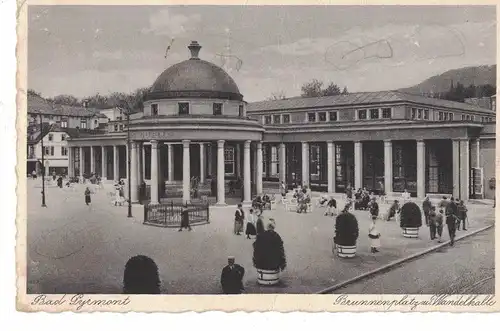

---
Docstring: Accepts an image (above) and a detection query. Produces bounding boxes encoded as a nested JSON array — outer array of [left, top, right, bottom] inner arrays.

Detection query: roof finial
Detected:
[[188, 41, 201, 59]]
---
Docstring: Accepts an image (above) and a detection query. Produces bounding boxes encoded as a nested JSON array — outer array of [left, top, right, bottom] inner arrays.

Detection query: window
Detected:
[[282, 114, 290, 124], [466, 115, 471, 121], [213, 103, 223, 116], [382, 108, 391, 119], [80, 120, 87, 129], [151, 104, 159, 116], [308, 112, 316, 122], [411, 108, 417, 119], [449, 113, 454, 121], [114, 124, 119, 131], [120, 124, 124, 131], [116, 116, 122, 121], [270, 146, 279, 178], [61, 146, 68, 156], [358, 109, 367, 120], [178, 102, 189, 115], [471, 115, 475, 122], [44, 146, 50, 156], [48, 134, 53, 141], [318, 112, 327, 122], [370, 108, 379, 119], [438, 112, 443, 121], [273, 114, 281, 124], [238, 105, 244, 117], [417, 109, 423, 119], [50, 146, 54, 156], [424, 109, 429, 120], [61, 119, 68, 128], [444, 112, 449, 121], [329, 111, 338, 121], [224, 146, 235, 175], [94, 119, 98, 125], [462, 114, 465, 121], [61, 134, 65, 141], [263, 146, 269, 176], [264, 115, 271, 124]]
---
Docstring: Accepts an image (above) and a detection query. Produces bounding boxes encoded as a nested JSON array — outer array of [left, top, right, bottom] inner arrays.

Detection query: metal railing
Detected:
[[143, 201, 210, 228]]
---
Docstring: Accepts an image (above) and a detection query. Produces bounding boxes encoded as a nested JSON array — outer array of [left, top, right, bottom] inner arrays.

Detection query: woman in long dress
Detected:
[[245, 209, 257, 239], [369, 217, 381, 253], [234, 204, 245, 235], [256, 215, 265, 236], [84, 187, 92, 206]]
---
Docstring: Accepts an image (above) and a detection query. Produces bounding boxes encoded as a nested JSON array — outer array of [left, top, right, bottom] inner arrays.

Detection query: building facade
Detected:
[[63, 41, 497, 203]]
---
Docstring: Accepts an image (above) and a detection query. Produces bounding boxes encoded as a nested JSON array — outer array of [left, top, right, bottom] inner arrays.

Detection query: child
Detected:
[[325, 197, 337, 216], [84, 187, 92, 205], [368, 218, 381, 253]]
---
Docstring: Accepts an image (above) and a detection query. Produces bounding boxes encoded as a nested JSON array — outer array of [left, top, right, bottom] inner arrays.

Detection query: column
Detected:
[[384, 140, 393, 195], [199, 143, 205, 184], [301, 141, 309, 187], [216, 140, 226, 205], [416, 140, 426, 199], [113, 145, 119, 181], [327, 141, 334, 193], [90, 146, 95, 175], [207, 144, 213, 178], [150, 140, 159, 204], [256, 142, 263, 195], [354, 141, 363, 189], [452, 139, 460, 198], [79, 146, 84, 180], [460, 139, 470, 201], [279, 143, 286, 185], [142, 144, 146, 180], [130, 142, 138, 203], [235, 143, 241, 178], [101, 146, 107, 180], [125, 144, 129, 179], [476, 139, 481, 168], [68, 147, 74, 178], [243, 140, 251, 203], [167, 143, 173, 183], [137, 143, 143, 184], [182, 140, 191, 204]]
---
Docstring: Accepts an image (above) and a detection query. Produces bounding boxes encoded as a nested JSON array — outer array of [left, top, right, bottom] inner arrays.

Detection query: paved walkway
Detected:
[[27, 179, 495, 294]]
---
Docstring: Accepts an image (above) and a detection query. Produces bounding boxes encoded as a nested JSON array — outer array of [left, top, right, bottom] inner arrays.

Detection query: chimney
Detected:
[[188, 41, 201, 59]]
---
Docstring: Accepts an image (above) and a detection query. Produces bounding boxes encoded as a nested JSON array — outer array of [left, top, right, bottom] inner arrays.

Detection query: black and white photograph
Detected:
[[21, 3, 496, 303]]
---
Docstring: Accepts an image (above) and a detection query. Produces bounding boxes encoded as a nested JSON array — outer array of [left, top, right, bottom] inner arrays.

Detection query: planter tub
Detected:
[[335, 244, 357, 258], [256, 268, 280, 285], [402, 227, 419, 238]]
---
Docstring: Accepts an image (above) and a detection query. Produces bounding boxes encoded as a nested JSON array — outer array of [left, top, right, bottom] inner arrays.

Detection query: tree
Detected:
[[342, 86, 349, 95], [322, 82, 342, 96], [27, 89, 42, 97], [301, 79, 324, 97], [267, 90, 287, 101], [49, 94, 81, 106]]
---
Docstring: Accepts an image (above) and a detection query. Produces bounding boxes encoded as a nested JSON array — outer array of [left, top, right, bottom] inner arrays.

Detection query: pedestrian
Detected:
[[386, 200, 400, 221], [368, 217, 381, 253], [57, 176, 63, 188], [220, 256, 245, 294], [84, 186, 91, 205], [280, 181, 287, 198], [439, 196, 449, 212], [369, 196, 379, 220], [325, 197, 337, 216], [457, 200, 468, 231], [422, 195, 432, 226], [245, 209, 257, 239], [234, 204, 244, 235], [178, 205, 192, 231], [256, 215, 265, 236], [433, 207, 444, 242], [445, 198, 458, 246]]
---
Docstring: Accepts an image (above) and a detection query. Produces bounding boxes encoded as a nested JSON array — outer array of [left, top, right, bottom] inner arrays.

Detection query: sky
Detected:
[[28, 5, 496, 102]]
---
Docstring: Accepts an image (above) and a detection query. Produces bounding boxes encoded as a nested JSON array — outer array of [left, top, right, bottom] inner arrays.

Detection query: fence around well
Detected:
[[143, 201, 210, 228]]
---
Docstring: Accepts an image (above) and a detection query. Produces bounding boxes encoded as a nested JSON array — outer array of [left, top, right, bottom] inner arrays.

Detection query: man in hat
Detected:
[[220, 256, 245, 294]]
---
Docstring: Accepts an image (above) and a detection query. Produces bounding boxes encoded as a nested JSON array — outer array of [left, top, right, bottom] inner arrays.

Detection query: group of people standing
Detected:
[[234, 204, 266, 239], [422, 196, 468, 246]]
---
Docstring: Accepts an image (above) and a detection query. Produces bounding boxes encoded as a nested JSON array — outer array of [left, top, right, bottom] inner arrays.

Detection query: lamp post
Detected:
[[36, 111, 47, 207]]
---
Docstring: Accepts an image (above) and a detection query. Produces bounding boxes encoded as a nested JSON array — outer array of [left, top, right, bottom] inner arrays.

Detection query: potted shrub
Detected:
[[252, 225, 286, 285], [399, 202, 423, 238], [123, 255, 161, 294], [333, 212, 359, 258]]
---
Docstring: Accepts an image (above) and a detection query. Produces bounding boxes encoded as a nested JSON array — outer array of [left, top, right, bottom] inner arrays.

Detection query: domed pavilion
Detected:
[[66, 41, 265, 205]]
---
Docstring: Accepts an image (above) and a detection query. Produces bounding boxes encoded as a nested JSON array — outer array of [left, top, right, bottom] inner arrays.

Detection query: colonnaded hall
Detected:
[[46, 41, 496, 203]]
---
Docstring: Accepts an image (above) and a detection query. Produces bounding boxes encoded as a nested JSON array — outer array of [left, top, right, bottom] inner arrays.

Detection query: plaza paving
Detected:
[[26, 179, 495, 294]]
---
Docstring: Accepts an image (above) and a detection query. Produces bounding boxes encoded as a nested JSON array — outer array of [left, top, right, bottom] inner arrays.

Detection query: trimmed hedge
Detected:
[[399, 202, 423, 228], [123, 255, 161, 294], [334, 212, 359, 246], [253, 230, 287, 271]]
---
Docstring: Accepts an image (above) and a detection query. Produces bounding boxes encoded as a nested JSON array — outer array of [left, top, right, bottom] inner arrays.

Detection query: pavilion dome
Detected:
[[148, 41, 243, 101]]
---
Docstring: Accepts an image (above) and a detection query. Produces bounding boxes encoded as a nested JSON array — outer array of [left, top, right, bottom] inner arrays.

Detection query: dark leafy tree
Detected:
[[252, 230, 286, 271], [334, 212, 359, 246], [301, 79, 324, 97], [399, 202, 423, 228]]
